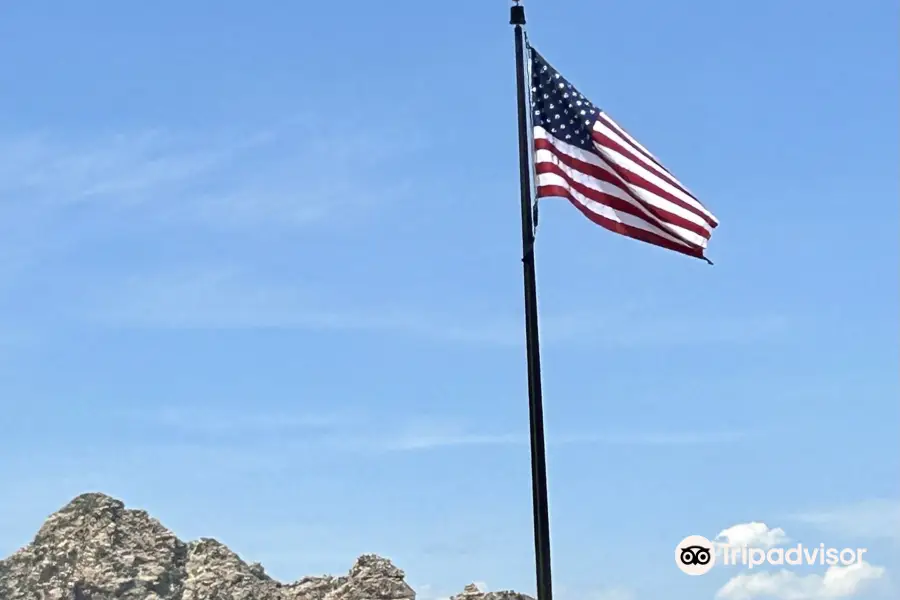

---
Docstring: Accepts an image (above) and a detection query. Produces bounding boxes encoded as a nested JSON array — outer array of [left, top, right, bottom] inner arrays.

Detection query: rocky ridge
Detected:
[[449, 584, 530, 600], [0, 493, 533, 600]]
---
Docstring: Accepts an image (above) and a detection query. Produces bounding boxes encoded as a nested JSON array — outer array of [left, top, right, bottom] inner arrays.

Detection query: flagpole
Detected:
[[510, 3, 554, 600]]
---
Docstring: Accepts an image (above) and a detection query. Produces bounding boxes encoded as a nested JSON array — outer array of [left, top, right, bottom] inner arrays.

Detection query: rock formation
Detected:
[[449, 583, 531, 600], [0, 493, 533, 600]]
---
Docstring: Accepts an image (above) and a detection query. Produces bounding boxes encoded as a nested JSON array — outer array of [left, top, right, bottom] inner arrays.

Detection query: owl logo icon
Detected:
[[676, 535, 716, 575]]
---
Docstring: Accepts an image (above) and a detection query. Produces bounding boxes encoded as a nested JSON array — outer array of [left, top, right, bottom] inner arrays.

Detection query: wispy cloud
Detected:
[[790, 499, 900, 543], [411, 583, 452, 600], [85, 266, 518, 342], [122, 406, 344, 435], [0, 119, 419, 232], [85, 266, 790, 347], [119, 407, 756, 453], [589, 587, 636, 600], [0, 118, 424, 347], [0, 329, 38, 351], [370, 428, 755, 452], [143, 428, 757, 457], [0, 129, 264, 213]]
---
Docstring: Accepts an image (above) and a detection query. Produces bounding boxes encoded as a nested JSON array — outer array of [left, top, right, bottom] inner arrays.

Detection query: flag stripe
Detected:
[[533, 126, 714, 254], [534, 138, 711, 240], [535, 171, 698, 249], [591, 123, 694, 203], [586, 130, 717, 231], [596, 113, 671, 179], [534, 131, 711, 244], [535, 162, 708, 249], [595, 112, 718, 227], [590, 123, 716, 227], [536, 184, 705, 259], [534, 146, 710, 246]]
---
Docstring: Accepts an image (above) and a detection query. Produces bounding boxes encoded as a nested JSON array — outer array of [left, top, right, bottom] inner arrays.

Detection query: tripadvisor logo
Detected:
[[722, 543, 869, 569], [675, 535, 869, 575], [675, 535, 716, 575]]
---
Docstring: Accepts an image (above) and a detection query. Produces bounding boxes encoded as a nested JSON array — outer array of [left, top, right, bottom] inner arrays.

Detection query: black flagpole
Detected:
[[510, 3, 554, 600]]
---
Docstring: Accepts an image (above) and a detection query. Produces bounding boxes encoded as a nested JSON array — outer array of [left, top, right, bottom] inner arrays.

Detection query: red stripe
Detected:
[[591, 128, 699, 204], [534, 138, 711, 240], [536, 184, 706, 259], [535, 161, 708, 247], [596, 113, 671, 176], [595, 114, 719, 230], [588, 132, 718, 230]]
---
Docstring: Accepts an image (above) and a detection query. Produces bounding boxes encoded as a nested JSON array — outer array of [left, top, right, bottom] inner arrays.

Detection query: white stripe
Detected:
[[534, 147, 709, 248], [590, 122, 715, 223], [598, 113, 665, 170], [535, 172, 694, 249], [585, 143, 713, 239], [570, 139, 711, 237], [534, 128, 711, 246], [598, 113, 719, 226], [591, 118, 695, 197]]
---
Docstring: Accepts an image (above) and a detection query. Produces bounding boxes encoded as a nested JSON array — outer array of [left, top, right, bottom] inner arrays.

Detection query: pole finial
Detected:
[[510, 0, 526, 25]]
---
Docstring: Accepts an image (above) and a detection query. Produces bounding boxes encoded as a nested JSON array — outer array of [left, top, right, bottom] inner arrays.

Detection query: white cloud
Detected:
[[378, 431, 522, 451], [122, 406, 343, 434], [412, 584, 451, 600], [716, 522, 791, 550], [80, 403, 758, 456], [0, 120, 422, 343], [85, 267, 522, 343], [0, 129, 262, 210], [0, 122, 414, 231], [0, 329, 36, 348], [576, 430, 753, 445], [413, 582, 489, 600], [84, 265, 789, 348], [791, 500, 900, 543], [378, 428, 754, 452], [589, 586, 635, 600], [62, 408, 757, 475], [716, 561, 886, 600]]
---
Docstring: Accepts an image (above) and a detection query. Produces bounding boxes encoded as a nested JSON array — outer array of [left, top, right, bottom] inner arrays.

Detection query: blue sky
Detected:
[[0, 1, 897, 599]]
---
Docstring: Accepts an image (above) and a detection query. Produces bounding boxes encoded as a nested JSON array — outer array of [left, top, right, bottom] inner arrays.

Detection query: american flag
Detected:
[[529, 46, 719, 261]]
